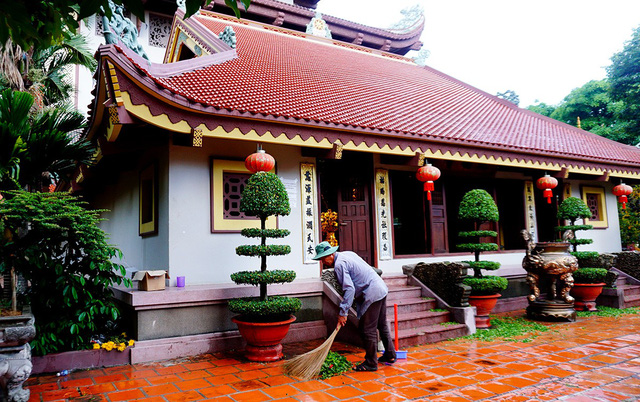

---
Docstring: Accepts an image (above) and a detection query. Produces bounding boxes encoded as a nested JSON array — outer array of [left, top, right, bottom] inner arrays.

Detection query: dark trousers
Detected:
[[359, 296, 395, 368]]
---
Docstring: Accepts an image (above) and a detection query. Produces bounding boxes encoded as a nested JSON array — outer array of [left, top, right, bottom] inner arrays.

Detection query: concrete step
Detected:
[[396, 323, 468, 349], [388, 310, 451, 331], [621, 284, 640, 296], [386, 297, 436, 315], [382, 275, 409, 287], [624, 293, 640, 308], [387, 285, 422, 300]]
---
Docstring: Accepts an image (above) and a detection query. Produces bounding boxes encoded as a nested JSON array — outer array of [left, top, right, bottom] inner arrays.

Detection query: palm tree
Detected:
[[0, 32, 97, 108], [0, 89, 94, 192]]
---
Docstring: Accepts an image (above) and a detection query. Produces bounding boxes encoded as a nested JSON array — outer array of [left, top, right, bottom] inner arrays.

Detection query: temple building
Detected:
[[77, 0, 640, 361]]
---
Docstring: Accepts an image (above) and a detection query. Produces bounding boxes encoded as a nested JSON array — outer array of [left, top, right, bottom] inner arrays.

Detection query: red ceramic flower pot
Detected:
[[232, 315, 296, 362], [570, 283, 605, 312], [468, 294, 501, 329]]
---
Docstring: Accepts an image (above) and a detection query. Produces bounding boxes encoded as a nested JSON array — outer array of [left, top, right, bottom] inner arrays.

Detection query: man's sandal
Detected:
[[378, 355, 396, 364], [354, 363, 377, 372]]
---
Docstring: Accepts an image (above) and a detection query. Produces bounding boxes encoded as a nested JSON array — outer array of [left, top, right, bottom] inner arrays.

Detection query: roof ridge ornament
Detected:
[[101, 0, 149, 60], [390, 4, 425, 32], [306, 12, 332, 39], [219, 26, 237, 49]]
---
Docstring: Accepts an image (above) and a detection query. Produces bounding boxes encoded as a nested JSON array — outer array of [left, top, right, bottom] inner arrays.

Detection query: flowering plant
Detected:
[[91, 332, 135, 352], [320, 210, 338, 232]]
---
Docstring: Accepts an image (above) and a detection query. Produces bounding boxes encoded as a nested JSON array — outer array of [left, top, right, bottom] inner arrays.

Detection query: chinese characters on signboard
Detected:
[[524, 181, 537, 242], [300, 163, 318, 264], [375, 169, 392, 260]]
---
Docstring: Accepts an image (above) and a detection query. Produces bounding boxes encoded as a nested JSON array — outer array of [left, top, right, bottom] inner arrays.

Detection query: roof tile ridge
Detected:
[[238, 0, 424, 39], [197, 10, 416, 65]]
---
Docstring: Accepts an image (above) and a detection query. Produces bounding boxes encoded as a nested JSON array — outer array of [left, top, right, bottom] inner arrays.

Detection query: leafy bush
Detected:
[[236, 245, 291, 257], [458, 230, 498, 238], [231, 270, 296, 286], [619, 185, 640, 246], [556, 197, 593, 252], [228, 296, 301, 322], [241, 228, 290, 238], [0, 191, 131, 355], [230, 164, 300, 321], [462, 276, 508, 295], [240, 172, 291, 218], [457, 189, 505, 295], [465, 261, 501, 271], [319, 351, 352, 379], [572, 268, 608, 284]]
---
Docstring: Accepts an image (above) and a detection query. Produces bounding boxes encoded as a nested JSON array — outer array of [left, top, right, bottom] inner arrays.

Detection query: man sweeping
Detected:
[[313, 241, 396, 371]]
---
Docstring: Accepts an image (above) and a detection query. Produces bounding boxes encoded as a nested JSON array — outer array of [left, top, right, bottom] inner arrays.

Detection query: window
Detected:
[[211, 160, 277, 232], [581, 186, 608, 228]]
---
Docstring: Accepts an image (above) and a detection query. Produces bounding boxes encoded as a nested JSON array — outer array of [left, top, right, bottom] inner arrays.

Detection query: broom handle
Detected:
[[394, 303, 399, 351]]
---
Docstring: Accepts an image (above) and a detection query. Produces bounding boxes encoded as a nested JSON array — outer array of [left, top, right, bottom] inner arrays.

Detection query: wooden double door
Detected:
[[319, 154, 373, 264]]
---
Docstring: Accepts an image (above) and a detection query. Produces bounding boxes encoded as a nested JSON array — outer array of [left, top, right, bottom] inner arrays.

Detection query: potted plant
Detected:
[[457, 189, 508, 329], [228, 149, 301, 362], [571, 268, 608, 311]]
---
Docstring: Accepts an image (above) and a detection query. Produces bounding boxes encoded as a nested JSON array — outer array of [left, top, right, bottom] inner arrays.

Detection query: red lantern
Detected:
[[416, 164, 441, 201], [613, 183, 633, 210], [536, 174, 558, 204], [245, 149, 275, 173]]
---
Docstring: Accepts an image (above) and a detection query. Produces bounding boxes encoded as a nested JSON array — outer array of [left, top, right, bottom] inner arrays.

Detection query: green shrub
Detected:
[[240, 172, 291, 218], [573, 268, 608, 284], [230, 165, 299, 321], [556, 197, 593, 252], [228, 296, 301, 322], [0, 191, 131, 355], [462, 276, 508, 295], [465, 261, 501, 271], [241, 228, 290, 238], [457, 189, 505, 295], [231, 270, 296, 285], [236, 245, 291, 257]]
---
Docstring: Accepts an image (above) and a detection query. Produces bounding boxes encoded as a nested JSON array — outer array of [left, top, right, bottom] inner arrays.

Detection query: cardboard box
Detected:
[[132, 270, 168, 291]]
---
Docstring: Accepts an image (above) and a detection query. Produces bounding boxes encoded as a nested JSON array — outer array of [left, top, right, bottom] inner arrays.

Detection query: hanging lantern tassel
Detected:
[[613, 183, 633, 210], [416, 164, 441, 201], [536, 174, 558, 204]]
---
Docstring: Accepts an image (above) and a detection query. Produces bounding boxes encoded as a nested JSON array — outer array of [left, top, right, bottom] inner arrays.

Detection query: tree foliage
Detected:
[[0, 0, 250, 51], [607, 25, 640, 145], [0, 191, 131, 355], [619, 185, 640, 246]]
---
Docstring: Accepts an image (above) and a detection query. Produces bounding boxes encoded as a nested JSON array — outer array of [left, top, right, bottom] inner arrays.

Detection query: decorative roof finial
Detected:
[[101, 0, 149, 60], [219, 26, 237, 49], [577, 116, 582, 129], [306, 12, 332, 39]]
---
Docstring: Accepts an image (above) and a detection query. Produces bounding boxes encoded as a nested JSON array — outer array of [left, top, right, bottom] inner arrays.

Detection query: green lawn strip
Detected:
[[460, 316, 554, 343], [576, 306, 640, 317]]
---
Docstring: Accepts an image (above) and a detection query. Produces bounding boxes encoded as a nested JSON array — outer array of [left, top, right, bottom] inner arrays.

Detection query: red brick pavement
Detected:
[[26, 312, 640, 401]]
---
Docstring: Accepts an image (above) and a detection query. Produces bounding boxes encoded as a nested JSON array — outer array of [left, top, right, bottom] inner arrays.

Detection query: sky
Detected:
[[316, 0, 640, 107]]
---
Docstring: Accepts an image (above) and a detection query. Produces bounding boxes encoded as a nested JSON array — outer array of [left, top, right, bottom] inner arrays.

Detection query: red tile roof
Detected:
[[101, 10, 640, 172]]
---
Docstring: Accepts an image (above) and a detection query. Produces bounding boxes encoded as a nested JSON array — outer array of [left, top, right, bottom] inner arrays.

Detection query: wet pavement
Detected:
[[26, 311, 640, 401]]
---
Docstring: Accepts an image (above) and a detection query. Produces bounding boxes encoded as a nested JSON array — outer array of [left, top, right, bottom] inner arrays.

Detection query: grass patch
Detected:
[[430, 308, 448, 312], [576, 306, 640, 317], [318, 351, 351, 379], [460, 316, 553, 343], [439, 321, 459, 326]]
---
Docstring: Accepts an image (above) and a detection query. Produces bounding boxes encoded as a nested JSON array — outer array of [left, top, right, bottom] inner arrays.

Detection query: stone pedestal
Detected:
[[526, 300, 576, 322], [0, 306, 35, 402]]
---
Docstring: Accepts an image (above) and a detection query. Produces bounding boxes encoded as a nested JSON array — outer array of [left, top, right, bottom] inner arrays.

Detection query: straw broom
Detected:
[[283, 326, 341, 380]]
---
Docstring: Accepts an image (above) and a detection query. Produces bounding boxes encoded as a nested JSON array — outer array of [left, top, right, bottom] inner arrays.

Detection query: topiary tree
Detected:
[[457, 189, 507, 295], [556, 197, 593, 252], [0, 190, 131, 355], [228, 170, 301, 322]]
